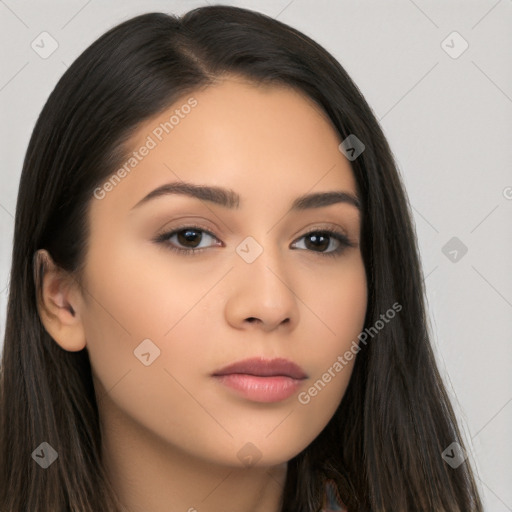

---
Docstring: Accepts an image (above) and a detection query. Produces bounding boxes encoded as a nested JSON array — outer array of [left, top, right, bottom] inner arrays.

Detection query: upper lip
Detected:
[[212, 357, 308, 379]]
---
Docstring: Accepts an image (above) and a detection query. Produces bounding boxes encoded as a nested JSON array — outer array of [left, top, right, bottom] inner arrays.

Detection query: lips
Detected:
[[212, 357, 308, 403], [212, 357, 308, 379]]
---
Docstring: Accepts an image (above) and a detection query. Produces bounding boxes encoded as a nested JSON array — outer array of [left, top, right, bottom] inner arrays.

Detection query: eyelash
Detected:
[[153, 224, 357, 258]]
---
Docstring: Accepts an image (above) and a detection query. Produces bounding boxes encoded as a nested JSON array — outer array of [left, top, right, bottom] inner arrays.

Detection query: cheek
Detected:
[[79, 247, 234, 462], [79, 234, 212, 398], [82, 231, 214, 342], [294, 257, 367, 427], [312, 254, 368, 351]]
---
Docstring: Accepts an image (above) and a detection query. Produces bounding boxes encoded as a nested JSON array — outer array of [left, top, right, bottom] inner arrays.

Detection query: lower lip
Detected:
[[213, 374, 305, 403]]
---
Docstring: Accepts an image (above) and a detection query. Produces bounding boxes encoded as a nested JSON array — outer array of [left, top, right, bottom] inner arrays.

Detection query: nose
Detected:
[[224, 243, 300, 332]]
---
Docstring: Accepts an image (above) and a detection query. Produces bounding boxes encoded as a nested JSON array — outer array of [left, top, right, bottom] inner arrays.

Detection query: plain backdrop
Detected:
[[1, 1, 511, 510]]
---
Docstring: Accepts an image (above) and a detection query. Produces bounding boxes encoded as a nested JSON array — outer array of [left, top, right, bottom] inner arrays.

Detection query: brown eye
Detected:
[[176, 228, 204, 248], [291, 230, 355, 258], [153, 226, 355, 258], [154, 225, 221, 255], [304, 232, 331, 252]]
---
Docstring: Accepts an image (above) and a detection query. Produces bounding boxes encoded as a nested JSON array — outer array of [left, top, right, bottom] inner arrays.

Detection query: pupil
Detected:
[[178, 229, 201, 248], [307, 233, 329, 251]]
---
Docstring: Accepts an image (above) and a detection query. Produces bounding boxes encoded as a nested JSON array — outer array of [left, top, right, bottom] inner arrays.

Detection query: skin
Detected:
[[37, 76, 367, 512]]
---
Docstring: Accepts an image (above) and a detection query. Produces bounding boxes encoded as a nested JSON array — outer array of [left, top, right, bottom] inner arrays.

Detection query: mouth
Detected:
[[212, 357, 308, 403], [212, 357, 308, 379]]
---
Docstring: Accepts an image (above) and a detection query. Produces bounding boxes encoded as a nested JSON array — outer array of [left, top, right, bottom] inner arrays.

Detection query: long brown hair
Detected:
[[0, 6, 483, 511]]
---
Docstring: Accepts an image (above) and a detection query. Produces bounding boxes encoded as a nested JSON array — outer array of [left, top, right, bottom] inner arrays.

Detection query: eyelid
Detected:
[[154, 220, 221, 239], [295, 222, 350, 239]]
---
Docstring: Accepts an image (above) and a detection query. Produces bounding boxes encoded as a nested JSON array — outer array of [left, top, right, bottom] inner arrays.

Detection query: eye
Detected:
[[291, 229, 356, 258], [153, 225, 222, 255], [153, 225, 356, 257]]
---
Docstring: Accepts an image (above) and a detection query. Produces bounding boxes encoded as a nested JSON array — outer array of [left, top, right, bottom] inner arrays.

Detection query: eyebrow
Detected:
[[130, 181, 361, 212]]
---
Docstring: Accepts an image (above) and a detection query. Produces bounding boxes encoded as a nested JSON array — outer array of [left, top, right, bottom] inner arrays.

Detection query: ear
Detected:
[[34, 249, 87, 352]]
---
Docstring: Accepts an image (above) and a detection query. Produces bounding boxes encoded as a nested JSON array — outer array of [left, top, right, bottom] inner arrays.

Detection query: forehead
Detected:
[[91, 76, 358, 217]]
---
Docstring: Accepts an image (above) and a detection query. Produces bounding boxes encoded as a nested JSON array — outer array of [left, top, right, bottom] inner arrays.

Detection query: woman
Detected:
[[0, 5, 483, 511]]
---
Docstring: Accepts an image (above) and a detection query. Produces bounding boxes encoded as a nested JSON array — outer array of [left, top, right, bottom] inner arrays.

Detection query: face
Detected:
[[79, 76, 367, 468]]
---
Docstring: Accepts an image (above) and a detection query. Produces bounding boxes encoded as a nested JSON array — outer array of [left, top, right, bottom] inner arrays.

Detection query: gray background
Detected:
[[1, 1, 511, 509]]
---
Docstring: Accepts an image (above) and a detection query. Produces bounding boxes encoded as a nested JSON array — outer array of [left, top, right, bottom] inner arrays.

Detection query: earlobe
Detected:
[[33, 249, 87, 352]]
